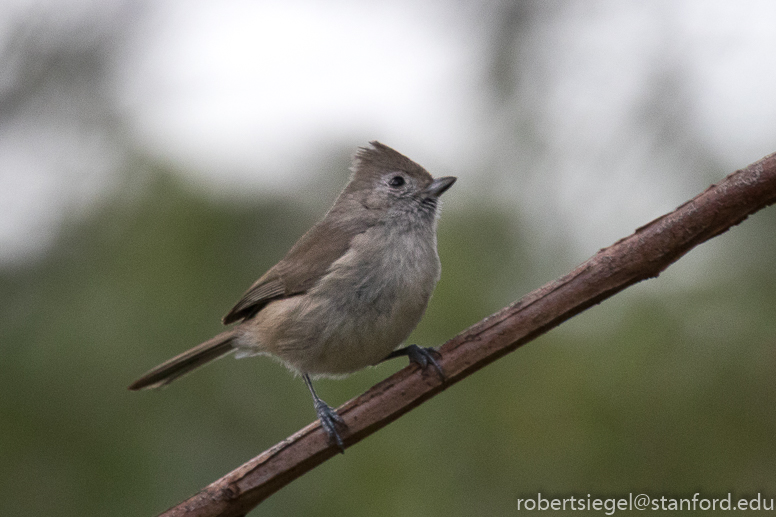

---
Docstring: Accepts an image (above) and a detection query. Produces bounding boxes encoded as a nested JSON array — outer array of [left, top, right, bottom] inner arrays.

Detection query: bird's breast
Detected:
[[291, 225, 441, 375]]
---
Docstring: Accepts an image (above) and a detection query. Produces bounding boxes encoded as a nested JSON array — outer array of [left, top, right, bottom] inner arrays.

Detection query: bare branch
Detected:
[[159, 152, 776, 517]]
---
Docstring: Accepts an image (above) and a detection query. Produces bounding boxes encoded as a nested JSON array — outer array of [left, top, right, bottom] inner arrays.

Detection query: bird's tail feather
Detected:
[[128, 330, 237, 390]]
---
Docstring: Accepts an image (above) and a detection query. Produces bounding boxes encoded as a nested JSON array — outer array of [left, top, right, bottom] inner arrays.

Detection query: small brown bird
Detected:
[[129, 142, 455, 451]]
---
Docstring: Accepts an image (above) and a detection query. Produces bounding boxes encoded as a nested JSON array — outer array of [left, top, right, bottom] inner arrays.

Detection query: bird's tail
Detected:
[[128, 330, 237, 390]]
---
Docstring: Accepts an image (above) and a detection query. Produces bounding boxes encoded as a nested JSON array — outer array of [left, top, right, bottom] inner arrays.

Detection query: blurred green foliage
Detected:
[[1, 161, 775, 516]]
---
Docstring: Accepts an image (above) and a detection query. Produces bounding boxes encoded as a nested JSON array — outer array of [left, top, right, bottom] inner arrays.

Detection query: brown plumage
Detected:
[[129, 141, 455, 451]]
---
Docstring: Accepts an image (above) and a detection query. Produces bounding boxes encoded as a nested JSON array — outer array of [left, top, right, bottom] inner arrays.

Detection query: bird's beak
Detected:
[[424, 176, 456, 197]]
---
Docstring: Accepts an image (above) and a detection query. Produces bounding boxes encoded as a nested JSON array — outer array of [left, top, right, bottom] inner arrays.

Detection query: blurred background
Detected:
[[2, 0, 776, 515]]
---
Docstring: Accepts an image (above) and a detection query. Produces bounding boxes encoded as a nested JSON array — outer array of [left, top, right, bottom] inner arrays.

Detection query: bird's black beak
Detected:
[[424, 176, 456, 198]]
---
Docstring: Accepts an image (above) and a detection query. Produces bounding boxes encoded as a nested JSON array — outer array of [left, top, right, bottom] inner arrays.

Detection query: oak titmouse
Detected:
[[129, 141, 456, 450]]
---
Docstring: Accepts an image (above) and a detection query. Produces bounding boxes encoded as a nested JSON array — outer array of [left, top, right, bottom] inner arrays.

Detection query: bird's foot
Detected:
[[314, 398, 347, 453], [386, 344, 445, 380]]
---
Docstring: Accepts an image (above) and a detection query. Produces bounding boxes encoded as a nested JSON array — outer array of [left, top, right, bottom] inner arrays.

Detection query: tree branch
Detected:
[[159, 151, 776, 517]]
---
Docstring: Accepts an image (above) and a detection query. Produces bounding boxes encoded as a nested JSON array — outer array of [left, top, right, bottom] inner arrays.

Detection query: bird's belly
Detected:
[[238, 227, 440, 376], [305, 231, 439, 375], [276, 276, 431, 376]]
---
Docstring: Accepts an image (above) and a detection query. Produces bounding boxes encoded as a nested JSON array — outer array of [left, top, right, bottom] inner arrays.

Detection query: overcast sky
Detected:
[[1, 0, 776, 265]]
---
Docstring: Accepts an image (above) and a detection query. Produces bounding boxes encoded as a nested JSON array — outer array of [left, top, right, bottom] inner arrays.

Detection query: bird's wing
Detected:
[[222, 215, 374, 324]]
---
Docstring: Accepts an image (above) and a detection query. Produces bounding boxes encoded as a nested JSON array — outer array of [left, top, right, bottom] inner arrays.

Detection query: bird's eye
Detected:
[[388, 176, 405, 188]]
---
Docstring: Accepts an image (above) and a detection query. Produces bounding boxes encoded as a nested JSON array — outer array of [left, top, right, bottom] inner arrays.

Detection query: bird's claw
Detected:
[[404, 344, 445, 380], [314, 399, 347, 453]]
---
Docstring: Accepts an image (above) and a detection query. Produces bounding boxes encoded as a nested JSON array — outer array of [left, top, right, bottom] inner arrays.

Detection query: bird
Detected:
[[129, 141, 456, 451]]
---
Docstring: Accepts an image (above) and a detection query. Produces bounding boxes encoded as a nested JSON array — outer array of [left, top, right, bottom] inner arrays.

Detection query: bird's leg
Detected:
[[303, 373, 347, 453], [381, 344, 444, 380]]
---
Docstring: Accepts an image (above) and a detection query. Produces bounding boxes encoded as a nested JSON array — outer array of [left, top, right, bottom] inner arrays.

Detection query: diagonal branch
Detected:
[[159, 151, 776, 517]]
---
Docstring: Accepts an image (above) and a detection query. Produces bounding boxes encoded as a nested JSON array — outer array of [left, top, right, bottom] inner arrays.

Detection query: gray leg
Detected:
[[303, 374, 346, 453]]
